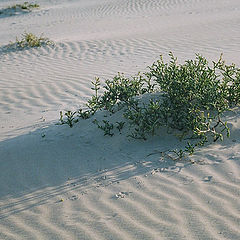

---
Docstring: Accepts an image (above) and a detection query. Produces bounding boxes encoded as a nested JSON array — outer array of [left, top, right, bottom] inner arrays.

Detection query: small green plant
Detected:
[[87, 77, 101, 113], [116, 121, 125, 132], [170, 149, 185, 159], [59, 111, 77, 128], [8, 32, 54, 49], [93, 119, 114, 136], [184, 142, 195, 155], [77, 109, 92, 119]]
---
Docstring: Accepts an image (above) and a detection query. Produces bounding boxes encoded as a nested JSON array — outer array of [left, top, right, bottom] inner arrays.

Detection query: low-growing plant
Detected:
[[59, 110, 77, 128], [8, 32, 54, 49], [87, 77, 101, 113], [184, 142, 196, 155], [60, 53, 240, 156], [93, 119, 114, 136], [77, 109, 92, 119], [0, 2, 39, 15], [116, 121, 125, 132], [170, 149, 185, 159]]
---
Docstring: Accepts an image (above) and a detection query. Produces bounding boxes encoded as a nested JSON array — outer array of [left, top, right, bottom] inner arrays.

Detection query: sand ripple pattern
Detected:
[[1, 0, 240, 238], [34, 0, 202, 20], [1, 31, 240, 114], [0, 138, 239, 240], [0, 38, 169, 113]]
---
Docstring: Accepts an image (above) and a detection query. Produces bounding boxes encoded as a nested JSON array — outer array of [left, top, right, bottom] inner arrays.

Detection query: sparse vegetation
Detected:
[[11, 2, 39, 10], [59, 111, 78, 128], [60, 53, 240, 156], [0, 2, 39, 15], [8, 32, 54, 49], [93, 119, 114, 136]]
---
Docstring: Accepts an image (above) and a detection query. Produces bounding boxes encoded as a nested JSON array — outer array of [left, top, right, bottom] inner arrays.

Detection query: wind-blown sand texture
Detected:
[[0, 0, 240, 239]]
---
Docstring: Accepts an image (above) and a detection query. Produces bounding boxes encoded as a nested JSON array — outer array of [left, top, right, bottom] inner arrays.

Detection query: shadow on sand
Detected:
[[0, 119, 192, 219], [0, 107, 239, 219]]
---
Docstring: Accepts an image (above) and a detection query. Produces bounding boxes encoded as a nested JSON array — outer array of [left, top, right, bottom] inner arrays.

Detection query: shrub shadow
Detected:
[[0, 107, 238, 219], [0, 116, 193, 219]]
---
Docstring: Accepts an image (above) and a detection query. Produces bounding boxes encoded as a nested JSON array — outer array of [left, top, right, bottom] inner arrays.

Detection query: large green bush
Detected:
[[60, 53, 240, 155]]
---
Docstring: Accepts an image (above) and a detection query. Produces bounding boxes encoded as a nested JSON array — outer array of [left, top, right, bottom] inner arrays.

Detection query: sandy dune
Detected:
[[0, 0, 240, 239]]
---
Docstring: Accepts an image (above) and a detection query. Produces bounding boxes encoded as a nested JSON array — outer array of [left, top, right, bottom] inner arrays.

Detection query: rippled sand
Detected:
[[0, 0, 240, 239]]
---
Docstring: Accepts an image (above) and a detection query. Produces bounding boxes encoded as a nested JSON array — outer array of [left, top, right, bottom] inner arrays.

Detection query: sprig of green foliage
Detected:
[[8, 32, 54, 49], [59, 111, 77, 128], [116, 121, 125, 132], [93, 119, 114, 136]]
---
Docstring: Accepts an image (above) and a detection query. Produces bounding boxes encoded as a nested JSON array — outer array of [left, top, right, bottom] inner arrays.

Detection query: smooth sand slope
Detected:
[[0, 0, 240, 239]]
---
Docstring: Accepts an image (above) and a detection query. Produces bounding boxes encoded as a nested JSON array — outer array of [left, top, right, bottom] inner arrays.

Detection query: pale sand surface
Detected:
[[0, 0, 240, 239]]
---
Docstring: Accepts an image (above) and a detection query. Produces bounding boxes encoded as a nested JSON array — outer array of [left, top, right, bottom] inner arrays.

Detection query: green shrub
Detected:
[[8, 32, 54, 49], [147, 53, 231, 139], [86, 74, 151, 114], [12, 2, 39, 10], [60, 53, 240, 156]]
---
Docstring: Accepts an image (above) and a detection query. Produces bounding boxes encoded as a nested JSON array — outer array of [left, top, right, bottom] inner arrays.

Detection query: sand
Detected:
[[0, 0, 240, 239]]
